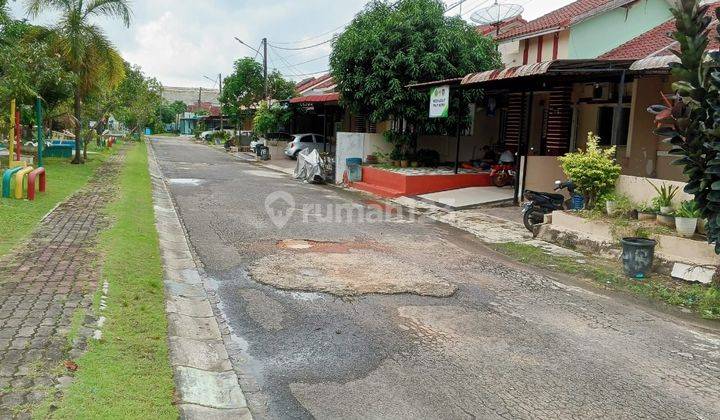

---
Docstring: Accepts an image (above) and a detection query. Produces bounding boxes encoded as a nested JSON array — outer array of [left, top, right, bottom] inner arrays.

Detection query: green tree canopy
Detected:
[[24, 0, 132, 163], [220, 57, 264, 127], [330, 0, 500, 132]]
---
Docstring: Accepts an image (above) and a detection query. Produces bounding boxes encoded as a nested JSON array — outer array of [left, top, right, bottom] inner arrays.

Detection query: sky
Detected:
[[8, 0, 576, 89]]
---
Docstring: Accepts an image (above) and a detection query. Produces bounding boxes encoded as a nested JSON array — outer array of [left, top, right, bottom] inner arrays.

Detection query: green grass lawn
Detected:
[[494, 242, 720, 320], [0, 151, 111, 257], [35, 143, 177, 418]]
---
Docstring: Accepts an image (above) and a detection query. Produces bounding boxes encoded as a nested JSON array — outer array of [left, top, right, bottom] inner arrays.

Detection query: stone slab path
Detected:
[[0, 151, 125, 418], [147, 140, 250, 419]]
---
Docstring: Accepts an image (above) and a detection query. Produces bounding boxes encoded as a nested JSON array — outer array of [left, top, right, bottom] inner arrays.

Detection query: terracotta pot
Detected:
[[400, 160, 409, 168], [392, 160, 400, 167], [657, 213, 675, 228], [675, 217, 698, 237]]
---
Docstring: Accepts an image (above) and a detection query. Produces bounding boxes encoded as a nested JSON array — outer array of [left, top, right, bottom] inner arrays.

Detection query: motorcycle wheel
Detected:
[[523, 209, 545, 232], [493, 173, 510, 188]]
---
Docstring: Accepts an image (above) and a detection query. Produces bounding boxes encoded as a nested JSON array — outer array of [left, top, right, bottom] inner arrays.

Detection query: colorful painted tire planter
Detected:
[[2, 98, 48, 201]]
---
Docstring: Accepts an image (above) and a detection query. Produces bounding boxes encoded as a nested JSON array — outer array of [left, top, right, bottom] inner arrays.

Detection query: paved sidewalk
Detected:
[[0, 151, 126, 418], [147, 139, 250, 419]]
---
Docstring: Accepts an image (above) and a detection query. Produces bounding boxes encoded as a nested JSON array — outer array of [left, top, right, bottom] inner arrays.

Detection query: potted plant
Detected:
[[389, 147, 402, 167], [636, 202, 656, 221], [648, 180, 678, 216], [602, 191, 619, 216], [675, 200, 700, 237], [698, 218, 708, 235], [400, 153, 409, 168]]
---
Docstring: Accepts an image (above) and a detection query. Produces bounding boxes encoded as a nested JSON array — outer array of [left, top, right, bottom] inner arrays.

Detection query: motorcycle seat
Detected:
[[525, 190, 565, 204]]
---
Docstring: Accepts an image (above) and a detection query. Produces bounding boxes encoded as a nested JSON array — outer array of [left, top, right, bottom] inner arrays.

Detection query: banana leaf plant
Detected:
[[648, 0, 720, 252]]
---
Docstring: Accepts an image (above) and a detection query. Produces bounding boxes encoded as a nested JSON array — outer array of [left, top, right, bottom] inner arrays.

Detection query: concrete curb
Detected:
[[146, 139, 252, 420]]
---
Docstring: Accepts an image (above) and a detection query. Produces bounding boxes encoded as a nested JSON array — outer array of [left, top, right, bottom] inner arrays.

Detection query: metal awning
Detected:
[[289, 93, 340, 104], [407, 59, 635, 90]]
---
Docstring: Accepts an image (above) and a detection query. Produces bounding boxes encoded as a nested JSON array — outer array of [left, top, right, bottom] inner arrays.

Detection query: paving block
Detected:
[[169, 337, 232, 372], [166, 295, 215, 318], [178, 404, 252, 420], [175, 367, 247, 409], [671, 263, 716, 285], [167, 313, 222, 341]]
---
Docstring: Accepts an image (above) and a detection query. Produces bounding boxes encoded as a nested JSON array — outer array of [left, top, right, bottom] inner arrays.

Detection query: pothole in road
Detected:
[[250, 248, 457, 297], [276, 239, 380, 253]]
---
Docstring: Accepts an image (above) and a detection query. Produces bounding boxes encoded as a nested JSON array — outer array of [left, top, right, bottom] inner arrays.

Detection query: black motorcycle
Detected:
[[522, 181, 576, 232]]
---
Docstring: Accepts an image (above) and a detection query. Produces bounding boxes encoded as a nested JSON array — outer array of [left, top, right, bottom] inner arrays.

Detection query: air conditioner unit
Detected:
[[588, 82, 613, 101]]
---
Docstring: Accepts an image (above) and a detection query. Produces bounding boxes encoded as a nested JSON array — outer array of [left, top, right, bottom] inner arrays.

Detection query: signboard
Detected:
[[429, 85, 450, 118]]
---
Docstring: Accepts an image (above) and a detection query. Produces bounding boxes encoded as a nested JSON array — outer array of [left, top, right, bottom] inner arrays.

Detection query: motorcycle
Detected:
[[490, 164, 516, 187], [522, 180, 576, 232]]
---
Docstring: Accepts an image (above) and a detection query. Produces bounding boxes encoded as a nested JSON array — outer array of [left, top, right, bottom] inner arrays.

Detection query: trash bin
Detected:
[[346, 158, 363, 182], [620, 237, 657, 279], [570, 194, 585, 211], [257, 145, 270, 161]]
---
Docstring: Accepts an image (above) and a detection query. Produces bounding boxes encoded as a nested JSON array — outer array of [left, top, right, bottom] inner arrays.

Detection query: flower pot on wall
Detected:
[[637, 211, 656, 221], [657, 213, 675, 228], [675, 217, 698, 237], [400, 160, 409, 168]]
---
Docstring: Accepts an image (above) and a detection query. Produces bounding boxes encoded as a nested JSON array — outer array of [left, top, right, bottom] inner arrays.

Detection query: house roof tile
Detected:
[[497, 0, 634, 41]]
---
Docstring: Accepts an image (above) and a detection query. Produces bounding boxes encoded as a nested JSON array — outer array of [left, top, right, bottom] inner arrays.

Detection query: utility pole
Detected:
[[218, 73, 223, 132], [263, 37, 268, 101]]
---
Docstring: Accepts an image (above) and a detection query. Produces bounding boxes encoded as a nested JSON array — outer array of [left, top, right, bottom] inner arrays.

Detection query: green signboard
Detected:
[[429, 85, 450, 118]]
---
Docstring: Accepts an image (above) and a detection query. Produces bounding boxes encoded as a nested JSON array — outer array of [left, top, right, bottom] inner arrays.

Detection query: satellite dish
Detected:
[[471, 1, 524, 35]]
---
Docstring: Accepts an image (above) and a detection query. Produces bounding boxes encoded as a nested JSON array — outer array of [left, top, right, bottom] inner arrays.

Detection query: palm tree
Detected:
[[25, 0, 131, 163]]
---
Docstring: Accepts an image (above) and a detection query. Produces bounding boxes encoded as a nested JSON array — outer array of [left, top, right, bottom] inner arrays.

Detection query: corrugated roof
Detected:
[[289, 93, 340, 104], [497, 0, 638, 41]]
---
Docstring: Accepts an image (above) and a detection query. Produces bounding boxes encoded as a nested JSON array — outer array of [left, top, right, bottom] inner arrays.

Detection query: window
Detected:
[[299, 135, 314, 143], [596, 106, 630, 146], [315, 135, 326, 144]]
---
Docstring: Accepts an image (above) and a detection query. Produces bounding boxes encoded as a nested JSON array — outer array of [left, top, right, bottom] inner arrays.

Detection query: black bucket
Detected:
[[620, 237, 657, 279]]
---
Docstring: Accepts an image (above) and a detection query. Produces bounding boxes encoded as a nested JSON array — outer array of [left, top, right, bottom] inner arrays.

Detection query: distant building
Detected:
[[161, 86, 220, 107]]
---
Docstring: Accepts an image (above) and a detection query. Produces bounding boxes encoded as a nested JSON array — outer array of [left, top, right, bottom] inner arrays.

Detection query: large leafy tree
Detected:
[[330, 0, 500, 133], [652, 0, 720, 253], [220, 57, 264, 132], [25, 0, 132, 163]]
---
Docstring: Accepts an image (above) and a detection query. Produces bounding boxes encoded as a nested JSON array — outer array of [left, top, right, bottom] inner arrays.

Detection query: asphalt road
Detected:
[[151, 137, 720, 420]]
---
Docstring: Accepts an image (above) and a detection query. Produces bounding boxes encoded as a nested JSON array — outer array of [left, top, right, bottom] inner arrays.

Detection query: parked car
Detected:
[[200, 127, 236, 141], [284, 133, 333, 159]]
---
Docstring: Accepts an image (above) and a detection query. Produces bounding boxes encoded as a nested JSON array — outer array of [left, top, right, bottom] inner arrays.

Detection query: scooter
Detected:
[[490, 164, 516, 187], [522, 180, 576, 232]]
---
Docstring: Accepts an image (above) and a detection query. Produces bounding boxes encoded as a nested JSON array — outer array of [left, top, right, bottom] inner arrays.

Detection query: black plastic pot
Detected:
[[620, 237, 657, 279]]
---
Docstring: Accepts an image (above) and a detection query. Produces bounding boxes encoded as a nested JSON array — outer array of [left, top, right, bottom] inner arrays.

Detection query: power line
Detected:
[[269, 38, 334, 51]]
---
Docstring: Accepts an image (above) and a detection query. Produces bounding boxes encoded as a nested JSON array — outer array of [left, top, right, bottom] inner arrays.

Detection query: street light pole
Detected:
[[263, 38, 268, 101], [218, 73, 223, 132], [234, 37, 269, 102]]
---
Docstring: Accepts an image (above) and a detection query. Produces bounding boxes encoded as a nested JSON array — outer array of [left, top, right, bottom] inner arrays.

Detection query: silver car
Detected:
[[284, 133, 332, 159]]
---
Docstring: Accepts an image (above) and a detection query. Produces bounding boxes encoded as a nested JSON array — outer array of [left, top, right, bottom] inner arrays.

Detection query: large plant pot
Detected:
[[698, 218, 707, 235], [606, 201, 618, 216], [657, 213, 675, 228], [620, 237, 657, 279], [637, 211, 656, 221], [675, 217, 698, 237], [400, 160, 409, 168]]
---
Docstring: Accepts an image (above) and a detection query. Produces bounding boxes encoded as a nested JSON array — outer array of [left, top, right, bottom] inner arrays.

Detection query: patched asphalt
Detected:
[[151, 137, 720, 420]]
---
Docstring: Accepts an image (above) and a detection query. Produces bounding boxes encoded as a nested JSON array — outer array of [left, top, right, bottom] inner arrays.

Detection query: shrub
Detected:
[[417, 149, 440, 167], [558, 132, 621, 208]]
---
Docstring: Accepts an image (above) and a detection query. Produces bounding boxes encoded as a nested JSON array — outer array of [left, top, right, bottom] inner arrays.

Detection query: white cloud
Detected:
[[9, 0, 581, 87]]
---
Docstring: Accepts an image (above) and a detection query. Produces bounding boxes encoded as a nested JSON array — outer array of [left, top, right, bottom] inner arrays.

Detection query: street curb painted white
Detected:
[[146, 139, 252, 419]]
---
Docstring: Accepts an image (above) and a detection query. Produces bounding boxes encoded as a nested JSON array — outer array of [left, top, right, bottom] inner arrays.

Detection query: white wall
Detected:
[[615, 175, 691, 207], [335, 132, 390, 183]]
